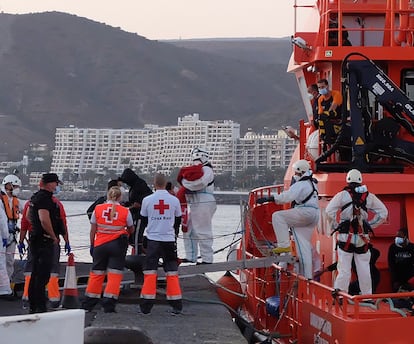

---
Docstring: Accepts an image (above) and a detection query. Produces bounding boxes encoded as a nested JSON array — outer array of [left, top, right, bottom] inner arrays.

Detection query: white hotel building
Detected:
[[51, 114, 296, 177]]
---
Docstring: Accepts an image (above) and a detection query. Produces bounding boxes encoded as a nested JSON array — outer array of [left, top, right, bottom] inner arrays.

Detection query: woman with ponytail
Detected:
[[82, 186, 134, 313]]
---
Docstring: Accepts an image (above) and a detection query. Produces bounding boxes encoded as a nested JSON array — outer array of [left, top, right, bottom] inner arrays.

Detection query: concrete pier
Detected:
[[0, 263, 247, 343]]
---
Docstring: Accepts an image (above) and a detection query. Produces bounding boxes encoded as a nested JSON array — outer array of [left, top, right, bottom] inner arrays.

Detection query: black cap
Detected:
[[41, 173, 63, 184]]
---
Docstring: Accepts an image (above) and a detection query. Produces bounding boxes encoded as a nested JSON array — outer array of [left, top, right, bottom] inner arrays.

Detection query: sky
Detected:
[[0, 0, 295, 40]]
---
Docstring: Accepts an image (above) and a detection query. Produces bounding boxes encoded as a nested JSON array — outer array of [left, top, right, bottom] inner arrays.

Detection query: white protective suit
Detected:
[[182, 162, 217, 263], [272, 172, 319, 279], [0, 193, 24, 278], [0, 206, 12, 295], [326, 187, 388, 295]]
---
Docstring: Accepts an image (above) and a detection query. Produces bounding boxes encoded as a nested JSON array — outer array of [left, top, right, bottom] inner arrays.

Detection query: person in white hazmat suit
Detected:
[[270, 160, 320, 279], [0, 201, 13, 298], [181, 148, 217, 264], [0, 174, 24, 278], [326, 169, 387, 295]]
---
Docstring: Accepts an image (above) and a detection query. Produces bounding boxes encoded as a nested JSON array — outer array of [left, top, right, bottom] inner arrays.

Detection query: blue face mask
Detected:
[[54, 185, 61, 195], [319, 88, 328, 95], [395, 237, 405, 247]]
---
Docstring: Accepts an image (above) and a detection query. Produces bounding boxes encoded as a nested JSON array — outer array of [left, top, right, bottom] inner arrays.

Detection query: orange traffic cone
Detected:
[[61, 253, 80, 309]]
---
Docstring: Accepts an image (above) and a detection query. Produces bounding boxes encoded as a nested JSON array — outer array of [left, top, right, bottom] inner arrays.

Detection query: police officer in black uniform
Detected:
[[28, 173, 64, 313]]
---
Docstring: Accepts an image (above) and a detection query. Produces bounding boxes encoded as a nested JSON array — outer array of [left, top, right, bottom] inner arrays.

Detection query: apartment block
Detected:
[[232, 130, 296, 175], [51, 114, 296, 178], [51, 114, 240, 176]]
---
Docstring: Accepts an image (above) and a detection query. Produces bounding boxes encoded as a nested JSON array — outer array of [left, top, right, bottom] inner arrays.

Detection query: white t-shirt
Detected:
[[140, 189, 182, 242]]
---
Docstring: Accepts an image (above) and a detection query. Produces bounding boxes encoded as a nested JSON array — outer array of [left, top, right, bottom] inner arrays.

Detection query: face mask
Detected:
[[395, 237, 405, 247], [319, 88, 328, 95], [54, 185, 61, 195], [293, 174, 301, 182], [307, 93, 314, 100], [12, 188, 20, 196]]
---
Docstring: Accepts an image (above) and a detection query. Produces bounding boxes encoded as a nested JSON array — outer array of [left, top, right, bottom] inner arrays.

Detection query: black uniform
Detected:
[[119, 168, 152, 253], [388, 242, 414, 291], [28, 189, 64, 313]]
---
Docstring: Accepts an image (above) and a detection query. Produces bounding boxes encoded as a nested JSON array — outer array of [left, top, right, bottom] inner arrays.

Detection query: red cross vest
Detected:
[[94, 203, 129, 247]]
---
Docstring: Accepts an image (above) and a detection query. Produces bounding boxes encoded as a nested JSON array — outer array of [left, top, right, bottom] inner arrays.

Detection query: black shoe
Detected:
[[169, 299, 182, 315], [196, 262, 212, 265], [140, 302, 153, 314], [102, 297, 117, 313], [81, 297, 99, 312]]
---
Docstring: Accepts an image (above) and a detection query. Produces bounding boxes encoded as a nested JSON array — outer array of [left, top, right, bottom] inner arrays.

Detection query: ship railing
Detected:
[[281, 269, 414, 320], [294, 0, 414, 48], [249, 184, 284, 205]]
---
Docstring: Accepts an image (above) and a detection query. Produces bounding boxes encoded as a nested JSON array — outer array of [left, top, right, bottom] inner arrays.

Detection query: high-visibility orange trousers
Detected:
[[166, 272, 182, 300], [140, 271, 157, 300], [85, 269, 124, 299], [85, 270, 106, 298], [103, 270, 123, 299], [22, 273, 60, 302]]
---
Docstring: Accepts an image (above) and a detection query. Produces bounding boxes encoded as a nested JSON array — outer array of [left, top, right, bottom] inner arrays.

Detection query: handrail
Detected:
[[293, 0, 414, 47]]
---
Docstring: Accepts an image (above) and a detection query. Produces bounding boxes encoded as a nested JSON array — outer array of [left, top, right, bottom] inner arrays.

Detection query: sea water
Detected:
[[60, 201, 243, 265]]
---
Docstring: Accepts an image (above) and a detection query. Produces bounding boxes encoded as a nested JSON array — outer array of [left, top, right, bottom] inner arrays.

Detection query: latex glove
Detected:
[[64, 242, 71, 255], [2, 238, 7, 247], [17, 242, 26, 255], [89, 245, 94, 257]]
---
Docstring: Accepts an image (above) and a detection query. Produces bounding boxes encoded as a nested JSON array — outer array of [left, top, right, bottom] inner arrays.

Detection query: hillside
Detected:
[[0, 12, 304, 160]]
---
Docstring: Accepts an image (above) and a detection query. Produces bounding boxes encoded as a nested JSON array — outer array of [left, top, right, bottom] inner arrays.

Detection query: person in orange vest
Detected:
[[140, 173, 182, 314], [0, 174, 24, 279], [18, 189, 71, 309], [82, 186, 134, 313]]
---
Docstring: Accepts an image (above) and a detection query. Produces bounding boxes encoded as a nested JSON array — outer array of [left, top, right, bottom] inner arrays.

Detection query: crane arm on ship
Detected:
[[324, 52, 414, 171]]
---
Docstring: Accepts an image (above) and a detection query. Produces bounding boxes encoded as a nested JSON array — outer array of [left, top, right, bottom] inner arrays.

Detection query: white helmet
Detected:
[[192, 147, 209, 164], [346, 169, 362, 183], [292, 159, 310, 174], [2, 174, 21, 187]]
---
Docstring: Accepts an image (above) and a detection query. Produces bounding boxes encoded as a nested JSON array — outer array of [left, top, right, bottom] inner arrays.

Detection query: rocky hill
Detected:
[[0, 12, 304, 160]]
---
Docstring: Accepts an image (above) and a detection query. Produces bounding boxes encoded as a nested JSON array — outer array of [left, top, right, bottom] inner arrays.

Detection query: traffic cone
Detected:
[[61, 253, 80, 309]]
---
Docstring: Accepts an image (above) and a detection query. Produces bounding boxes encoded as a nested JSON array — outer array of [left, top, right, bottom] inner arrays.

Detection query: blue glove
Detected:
[[89, 245, 94, 257], [17, 242, 25, 255], [2, 238, 7, 248], [64, 242, 71, 255]]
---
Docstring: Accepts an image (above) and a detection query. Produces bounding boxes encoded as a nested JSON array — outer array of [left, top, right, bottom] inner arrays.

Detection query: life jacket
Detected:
[[335, 186, 372, 253], [291, 175, 318, 207], [94, 203, 129, 247], [1, 192, 20, 234]]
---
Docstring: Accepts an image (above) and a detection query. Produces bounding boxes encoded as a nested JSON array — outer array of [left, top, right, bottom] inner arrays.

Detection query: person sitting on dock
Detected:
[[326, 169, 388, 296], [388, 227, 414, 292], [139, 173, 182, 314], [82, 186, 135, 313], [270, 159, 319, 279]]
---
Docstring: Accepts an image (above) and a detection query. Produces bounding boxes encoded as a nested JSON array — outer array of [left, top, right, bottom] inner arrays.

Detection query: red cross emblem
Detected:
[[154, 200, 169, 214], [102, 207, 118, 222]]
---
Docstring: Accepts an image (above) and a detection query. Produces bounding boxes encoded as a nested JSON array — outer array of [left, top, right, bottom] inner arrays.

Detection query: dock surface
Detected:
[[1, 262, 247, 344]]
